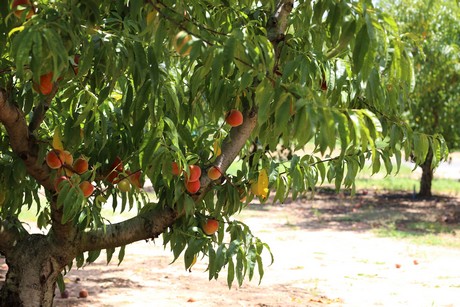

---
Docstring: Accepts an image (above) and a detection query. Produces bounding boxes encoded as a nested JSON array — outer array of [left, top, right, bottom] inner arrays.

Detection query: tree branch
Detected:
[[28, 85, 58, 133], [0, 217, 28, 257], [0, 88, 76, 245], [199, 107, 258, 197], [78, 205, 178, 252], [73, 2, 287, 254], [0, 88, 53, 191], [267, 0, 294, 44]]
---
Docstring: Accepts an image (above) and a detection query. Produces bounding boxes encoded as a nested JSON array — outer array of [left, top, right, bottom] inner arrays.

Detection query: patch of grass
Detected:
[[374, 227, 460, 248], [403, 221, 456, 234], [356, 175, 460, 196]]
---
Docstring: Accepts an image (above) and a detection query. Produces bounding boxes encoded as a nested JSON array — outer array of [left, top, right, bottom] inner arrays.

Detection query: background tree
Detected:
[[0, 0, 447, 306], [379, 0, 460, 197]]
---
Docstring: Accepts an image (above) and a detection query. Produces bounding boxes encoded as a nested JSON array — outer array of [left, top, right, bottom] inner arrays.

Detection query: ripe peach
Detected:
[[127, 170, 142, 189], [79, 289, 88, 298], [54, 176, 70, 192], [207, 166, 222, 181], [174, 31, 192, 56], [185, 179, 200, 194], [46, 150, 63, 169], [34, 72, 53, 95], [106, 170, 119, 183], [186, 165, 201, 182], [111, 156, 123, 172], [225, 109, 243, 127], [106, 157, 123, 183], [58, 150, 73, 166], [202, 219, 219, 235], [395, 263, 401, 269], [12, 0, 34, 19], [73, 157, 89, 174], [79, 181, 94, 198], [172, 162, 182, 176], [117, 178, 131, 192]]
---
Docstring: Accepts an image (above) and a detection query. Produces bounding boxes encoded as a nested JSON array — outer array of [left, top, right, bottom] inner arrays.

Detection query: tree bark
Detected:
[[0, 235, 73, 307], [419, 148, 433, 198]]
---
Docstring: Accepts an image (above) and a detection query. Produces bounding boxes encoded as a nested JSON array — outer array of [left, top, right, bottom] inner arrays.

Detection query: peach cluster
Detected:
[[171, 162, 202, 194], [46, 149, 93, 198]]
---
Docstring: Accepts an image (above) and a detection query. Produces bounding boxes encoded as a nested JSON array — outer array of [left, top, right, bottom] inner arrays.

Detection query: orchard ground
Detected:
[[1, 154, 460, 307]]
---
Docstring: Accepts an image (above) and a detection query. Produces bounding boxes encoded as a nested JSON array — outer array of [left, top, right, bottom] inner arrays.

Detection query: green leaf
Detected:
[[353, 25, 370, 74], [87, 249, 101, 264], [208, 245, 216, 280], [57, 273, 65, 293], [106, 247, 115, 264], [255, 78, 274, 126], [227, 257, 235, 289], [256, 255, 264, 285], [118, 245, 126, 265], [236, 248, 245, 287]]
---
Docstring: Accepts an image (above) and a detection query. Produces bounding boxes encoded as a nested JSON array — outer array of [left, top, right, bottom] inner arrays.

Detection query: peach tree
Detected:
[[0, 0, 447, 306], [379, 0, 459, 197]]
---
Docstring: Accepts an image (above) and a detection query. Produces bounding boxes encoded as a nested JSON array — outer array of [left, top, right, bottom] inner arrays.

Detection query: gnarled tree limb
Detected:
[[0, 89, 52, 191], [0, 88, 76, 245], [78, 205, 178, 252]]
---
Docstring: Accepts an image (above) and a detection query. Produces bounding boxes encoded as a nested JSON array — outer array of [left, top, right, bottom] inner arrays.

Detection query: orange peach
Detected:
[[79, 289, 88, 298], [202, 219, 219, 235], [54, 176, 70, 192], [225, 109, 243, 127], [46, 150, 63, 169], [185, 179, 200, 194], [73, 157, 89, 174], [207, 166, 222, 181], [172, 162, 182, 176], [186, 165, 201, 182], [127, 170, 142, 189], [58, 150, 73, 166], [34, 72, 53, 95], [12, 0, 34, 19], [79, 181, 94, 198]]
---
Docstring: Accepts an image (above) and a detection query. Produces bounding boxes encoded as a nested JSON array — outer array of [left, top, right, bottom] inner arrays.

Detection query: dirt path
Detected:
[[10, 192, 450, 307], [1, 190, 459, 306]]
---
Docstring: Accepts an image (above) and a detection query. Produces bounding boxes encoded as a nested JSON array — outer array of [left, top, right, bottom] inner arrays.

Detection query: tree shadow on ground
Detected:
[[246, 188, 460, 234]]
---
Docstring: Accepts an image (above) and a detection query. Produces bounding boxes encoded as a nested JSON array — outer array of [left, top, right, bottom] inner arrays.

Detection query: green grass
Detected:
[[374, 227, 460, 248], [355, 177, 460, 196]]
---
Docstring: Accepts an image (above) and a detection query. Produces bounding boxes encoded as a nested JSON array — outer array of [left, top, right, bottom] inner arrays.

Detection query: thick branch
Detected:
[[267, 0, 294, 43], [0, 218, 28, 257], [78, 108, 257, 252], [78, 206, 178, 252], [200, 108, 258, 192], [0, 88, 75, 244], [0, 89, 53, 191]]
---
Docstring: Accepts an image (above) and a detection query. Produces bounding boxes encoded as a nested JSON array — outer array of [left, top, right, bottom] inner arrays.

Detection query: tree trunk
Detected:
[[0, 235, 69, 307], [419, 149, 433, 198]]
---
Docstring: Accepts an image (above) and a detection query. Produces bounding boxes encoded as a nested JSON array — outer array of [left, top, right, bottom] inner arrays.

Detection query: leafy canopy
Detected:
[[0, 0, 447, 289]]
